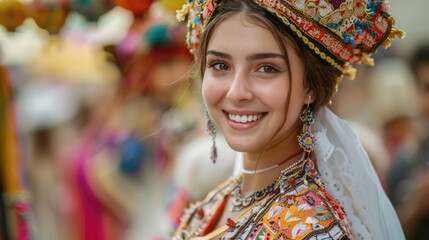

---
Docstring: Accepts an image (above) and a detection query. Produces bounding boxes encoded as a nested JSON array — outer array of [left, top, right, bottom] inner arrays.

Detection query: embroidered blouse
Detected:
[[173, 159, 353, 239]]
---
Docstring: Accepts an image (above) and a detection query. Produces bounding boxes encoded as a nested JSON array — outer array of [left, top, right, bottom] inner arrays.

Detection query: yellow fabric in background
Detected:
[[0, 65, 21, 195]]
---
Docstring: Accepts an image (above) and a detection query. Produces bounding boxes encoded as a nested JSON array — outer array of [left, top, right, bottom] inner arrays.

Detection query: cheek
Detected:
[[202, 77, 224, 107], [267, 81, 303, 119], [261, 88, 287, 113]]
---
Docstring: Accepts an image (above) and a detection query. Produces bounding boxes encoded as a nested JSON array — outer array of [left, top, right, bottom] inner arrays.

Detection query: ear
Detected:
[[305, 89, 315, 104]]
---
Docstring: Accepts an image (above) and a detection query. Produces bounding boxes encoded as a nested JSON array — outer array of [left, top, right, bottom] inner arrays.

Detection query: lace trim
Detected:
[[314, 107, 405, 239], [316, 129, 371, 239]]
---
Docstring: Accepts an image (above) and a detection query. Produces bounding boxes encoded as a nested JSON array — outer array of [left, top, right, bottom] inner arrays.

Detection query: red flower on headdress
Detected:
[[203, 0, 216, 19]]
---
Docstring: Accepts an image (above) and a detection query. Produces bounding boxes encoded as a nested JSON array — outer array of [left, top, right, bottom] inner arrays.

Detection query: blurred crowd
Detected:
[[0, 0, 428, 240]]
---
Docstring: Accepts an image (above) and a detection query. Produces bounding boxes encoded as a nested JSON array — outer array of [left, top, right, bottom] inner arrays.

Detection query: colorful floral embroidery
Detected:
[[173, 160, 353, 240], [259, 186, 342, 239]]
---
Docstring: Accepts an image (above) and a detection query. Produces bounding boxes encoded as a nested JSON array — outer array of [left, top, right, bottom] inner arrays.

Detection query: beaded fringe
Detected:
[[382, 25, 406, 49]]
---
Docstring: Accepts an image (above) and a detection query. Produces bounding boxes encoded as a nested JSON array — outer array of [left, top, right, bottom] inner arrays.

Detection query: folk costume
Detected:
[[174, 0, 405, 239]]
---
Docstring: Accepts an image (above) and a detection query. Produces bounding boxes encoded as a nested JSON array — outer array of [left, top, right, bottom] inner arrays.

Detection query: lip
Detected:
[[222, 110, 267, 130]]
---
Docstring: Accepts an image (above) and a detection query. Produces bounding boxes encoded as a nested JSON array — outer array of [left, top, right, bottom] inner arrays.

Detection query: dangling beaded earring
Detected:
[[297, 96, 317, 156], [205, 111, 217, 164]]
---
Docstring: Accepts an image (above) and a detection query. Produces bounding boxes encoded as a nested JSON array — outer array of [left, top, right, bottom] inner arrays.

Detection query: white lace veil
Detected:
[[314, 107, 405, 239]]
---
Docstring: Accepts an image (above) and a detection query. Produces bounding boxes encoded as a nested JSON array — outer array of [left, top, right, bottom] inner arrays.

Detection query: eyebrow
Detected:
[[206, 50, 232, 60], [246, 52, 285, 61], [206, 50, 285, 61]]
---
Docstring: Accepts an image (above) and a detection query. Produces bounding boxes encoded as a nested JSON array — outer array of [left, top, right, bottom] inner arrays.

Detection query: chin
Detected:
[[224, 138, 260, 153]]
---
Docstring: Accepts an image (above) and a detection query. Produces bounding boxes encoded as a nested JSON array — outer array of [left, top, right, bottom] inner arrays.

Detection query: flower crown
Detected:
[[176, 0, 405, 80]]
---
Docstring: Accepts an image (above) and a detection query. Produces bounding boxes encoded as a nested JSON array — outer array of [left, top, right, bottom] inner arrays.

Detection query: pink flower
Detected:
[[298, 192, 323, 208]]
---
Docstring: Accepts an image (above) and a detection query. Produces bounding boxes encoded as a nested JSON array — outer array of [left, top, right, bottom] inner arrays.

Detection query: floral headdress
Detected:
[[176, 0, 220, 55], [176, 0, 405, 80]]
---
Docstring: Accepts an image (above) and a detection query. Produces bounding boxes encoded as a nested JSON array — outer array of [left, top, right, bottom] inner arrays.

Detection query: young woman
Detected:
[[174, 0, 405, 239]]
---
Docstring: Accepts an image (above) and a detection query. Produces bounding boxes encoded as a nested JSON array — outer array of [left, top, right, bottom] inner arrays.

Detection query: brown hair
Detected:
[[193, 0, 341, 112]]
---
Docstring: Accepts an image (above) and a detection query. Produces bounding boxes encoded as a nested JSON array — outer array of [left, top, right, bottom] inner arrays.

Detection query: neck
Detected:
[[241, 150, 303, 174], [240, 127, 302, 196]]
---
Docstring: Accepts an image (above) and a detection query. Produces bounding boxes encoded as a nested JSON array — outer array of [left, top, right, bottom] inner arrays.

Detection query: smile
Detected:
[[223, 110, 267, 129], [228, 113, 264, 123]]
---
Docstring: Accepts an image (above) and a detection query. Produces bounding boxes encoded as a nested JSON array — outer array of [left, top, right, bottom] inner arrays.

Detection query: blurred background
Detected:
[[0, 0, 428, 240]]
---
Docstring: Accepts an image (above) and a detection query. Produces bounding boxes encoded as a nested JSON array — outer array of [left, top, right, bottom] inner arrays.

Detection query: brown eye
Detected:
[[208, 61, 229, 71], [257, 64, 278, 73]]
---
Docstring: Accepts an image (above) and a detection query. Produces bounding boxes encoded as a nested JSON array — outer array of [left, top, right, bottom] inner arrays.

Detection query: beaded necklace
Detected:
[[230, 155, 307, 212]]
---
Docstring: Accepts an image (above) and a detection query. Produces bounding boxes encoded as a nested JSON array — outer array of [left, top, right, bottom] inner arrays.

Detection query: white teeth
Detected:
[[228, 113, 263, 123]]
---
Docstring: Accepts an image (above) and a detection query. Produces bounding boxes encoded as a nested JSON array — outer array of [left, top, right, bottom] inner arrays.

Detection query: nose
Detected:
[[226, 70, 253, 102]]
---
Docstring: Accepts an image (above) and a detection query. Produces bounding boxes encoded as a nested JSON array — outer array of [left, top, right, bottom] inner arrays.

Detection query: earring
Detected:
[[297, 97, 317, 155], [205, 111, 218, 164]]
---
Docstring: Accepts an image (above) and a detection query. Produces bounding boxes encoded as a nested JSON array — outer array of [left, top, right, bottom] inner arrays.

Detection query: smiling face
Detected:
[[202, 13, 310, 154]]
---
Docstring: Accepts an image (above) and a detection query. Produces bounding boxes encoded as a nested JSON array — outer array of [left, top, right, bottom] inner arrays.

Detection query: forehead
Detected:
[[207, 13, 282, 54]]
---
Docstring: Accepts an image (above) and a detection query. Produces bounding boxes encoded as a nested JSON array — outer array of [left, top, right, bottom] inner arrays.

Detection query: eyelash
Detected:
[[206, 61, 279, 73], [257, 64, 279, 73], [207, 60, 229, 71]]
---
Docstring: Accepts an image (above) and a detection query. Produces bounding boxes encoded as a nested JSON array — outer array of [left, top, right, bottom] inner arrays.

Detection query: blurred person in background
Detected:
[[365, 59, 420, 163], [366, 58, 420, 187], [16, 35, 129, 240], [332, 57, 420, 190], [387, 43, 429, 240], [0, 64, 32, 240], [16, 79, 79, 240], [349, 122, 391, 190], [118, 20, 195, 173], [116, 21, 198, 238]]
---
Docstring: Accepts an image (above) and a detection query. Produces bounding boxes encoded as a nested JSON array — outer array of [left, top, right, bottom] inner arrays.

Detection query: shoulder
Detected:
[[174, 176, 237, 238], [256, 182, 352, 239]]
